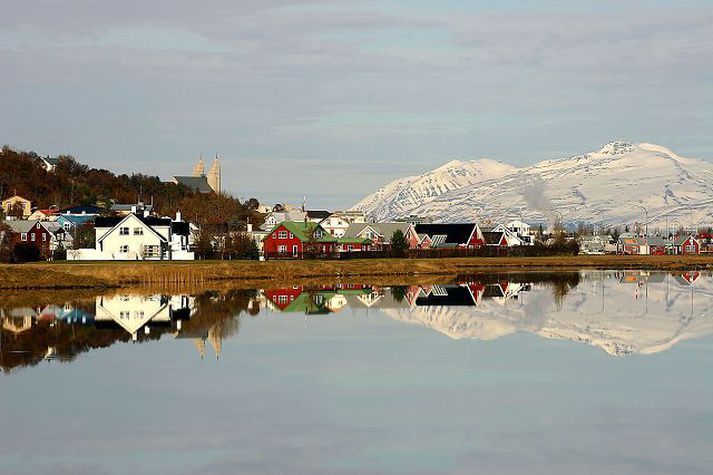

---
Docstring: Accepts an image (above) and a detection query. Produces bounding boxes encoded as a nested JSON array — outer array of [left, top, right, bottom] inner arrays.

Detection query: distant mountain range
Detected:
[[353, 142, 713, 228]]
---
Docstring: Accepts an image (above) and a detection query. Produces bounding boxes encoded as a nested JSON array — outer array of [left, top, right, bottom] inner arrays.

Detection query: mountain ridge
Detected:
[[353, 141, 713, 227]]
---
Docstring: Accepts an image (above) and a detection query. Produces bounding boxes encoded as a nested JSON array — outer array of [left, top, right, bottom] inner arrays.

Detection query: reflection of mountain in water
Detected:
[[382, 271, 713, 356]]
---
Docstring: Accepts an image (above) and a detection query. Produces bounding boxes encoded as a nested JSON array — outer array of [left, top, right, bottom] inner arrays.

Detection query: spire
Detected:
[[208, 326, 222, 361], [193, 156, 205, 177], [193, 338, 206, 360], [208, 155, 222, 194]]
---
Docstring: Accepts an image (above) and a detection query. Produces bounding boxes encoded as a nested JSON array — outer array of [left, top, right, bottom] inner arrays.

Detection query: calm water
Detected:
[[1, 270, 712, 474]]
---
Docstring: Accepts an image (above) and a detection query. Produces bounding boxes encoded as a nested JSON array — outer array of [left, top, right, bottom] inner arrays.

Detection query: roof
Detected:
[[59, 204, 102, 215], [343, 223, 412, 243], [57, 214, 95, 225], [337, 237, 373, 244], [41, 156, 60, 165], [307, 210, 332, 220], [266, 221, 337, 242], [173, 175, 213, 193], [674, 235, 698, 246], [482, 231, 505, 245], [110, 203, 154, 212], [2, 195, 30, 203], [95, 215, 171, 228], [171, 221, 191, 236], [414, 223, 477, 246], [2, 220, 40, 233]]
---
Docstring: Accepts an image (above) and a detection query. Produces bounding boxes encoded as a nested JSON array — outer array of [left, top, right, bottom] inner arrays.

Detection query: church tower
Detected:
[[208, 155, 222, 194], [192, 156, 205, 177]]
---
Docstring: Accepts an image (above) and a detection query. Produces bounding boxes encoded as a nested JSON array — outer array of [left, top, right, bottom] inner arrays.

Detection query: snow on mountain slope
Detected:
[[353, 158, 517, 222], [381, 271, 713, 357], [353, 142, 713, 227]]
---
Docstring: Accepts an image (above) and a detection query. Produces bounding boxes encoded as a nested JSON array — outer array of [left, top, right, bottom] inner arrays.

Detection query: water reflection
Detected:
[[2, 270, 713, 374]]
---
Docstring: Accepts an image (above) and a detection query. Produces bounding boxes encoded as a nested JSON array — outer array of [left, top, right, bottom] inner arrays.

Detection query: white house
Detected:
[[491, 221, 534, 246], [68, 212, 194, 261], [319, 211, 366, 238], [95, 294, 194, 341]]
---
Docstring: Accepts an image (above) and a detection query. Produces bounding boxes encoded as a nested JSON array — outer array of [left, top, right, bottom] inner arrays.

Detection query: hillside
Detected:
[[353, 142, 713, 228]]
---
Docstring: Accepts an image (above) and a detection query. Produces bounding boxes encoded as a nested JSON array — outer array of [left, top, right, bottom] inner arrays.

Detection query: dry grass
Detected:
[[2, 255, 713, 290]]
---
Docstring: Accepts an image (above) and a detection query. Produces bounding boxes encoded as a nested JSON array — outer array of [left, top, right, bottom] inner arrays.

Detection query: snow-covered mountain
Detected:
[[380, 271, 713, 357], [353, 142, 713, 227]]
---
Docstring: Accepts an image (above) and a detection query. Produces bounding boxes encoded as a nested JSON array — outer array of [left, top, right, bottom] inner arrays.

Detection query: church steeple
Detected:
[[208, 154, 221, 194], [193, 156, 205, 177]]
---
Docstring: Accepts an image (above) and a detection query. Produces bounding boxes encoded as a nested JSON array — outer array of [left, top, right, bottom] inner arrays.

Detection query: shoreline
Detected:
[[1, 255, 712, 291]]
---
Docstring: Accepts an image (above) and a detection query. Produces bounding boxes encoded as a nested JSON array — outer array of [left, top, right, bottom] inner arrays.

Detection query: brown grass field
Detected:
[[1, 255, 713, 290]]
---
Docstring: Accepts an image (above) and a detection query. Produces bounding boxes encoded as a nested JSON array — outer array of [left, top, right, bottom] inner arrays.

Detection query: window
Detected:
[[134, 227, 144, 235], [314, 229, 323, 238], [278, 231, 288, 239], [278, 295, 288, 304], [293, 245, 299, 257], [42, 234, 47, 242], [63, 223, 71, 231], [348, 245, 354, 251], [686, 244, 696, 253], [278, 245, 287, 254], [119, 245, 129, 253], [31, 234, 36, 242], [119, 227, 129, 235], [21, 233, 27, 242], [289, 233, 294, 239]]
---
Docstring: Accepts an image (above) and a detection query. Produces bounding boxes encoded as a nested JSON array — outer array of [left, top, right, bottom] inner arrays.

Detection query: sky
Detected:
[[2, 0, 713, 209]]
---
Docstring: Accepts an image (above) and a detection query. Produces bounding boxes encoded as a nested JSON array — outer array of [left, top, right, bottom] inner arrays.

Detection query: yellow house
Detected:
[[2, 195, 32, 218]]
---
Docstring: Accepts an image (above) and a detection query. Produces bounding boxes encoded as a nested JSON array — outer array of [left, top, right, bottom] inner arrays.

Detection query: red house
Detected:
[[675, 235, 700, 255], [264, 286, 305, 310], [262, 221, 338, 259], [3, 220, 59, 258]]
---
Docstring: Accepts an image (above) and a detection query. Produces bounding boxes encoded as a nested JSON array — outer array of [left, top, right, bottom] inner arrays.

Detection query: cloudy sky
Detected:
[[2, 0, 712, 208]]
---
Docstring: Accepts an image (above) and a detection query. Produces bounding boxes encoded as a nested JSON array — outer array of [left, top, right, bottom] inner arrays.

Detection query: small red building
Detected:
[[262, 221, 337, 259], [675, 235, 700, 255], [3, 220, 59, 258]]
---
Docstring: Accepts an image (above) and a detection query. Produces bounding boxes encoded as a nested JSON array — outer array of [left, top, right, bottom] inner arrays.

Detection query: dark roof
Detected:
[[482, 231, 505, 245], [416, 286, 476, 306], [42, 156, 60, 165], [95, 215, 172, 228], [415, 223, 477, 245], [307, 210, 332, 220], [171, 221, 190, 236], [173, 176, 212, 193], [59, 204, 103, 215]]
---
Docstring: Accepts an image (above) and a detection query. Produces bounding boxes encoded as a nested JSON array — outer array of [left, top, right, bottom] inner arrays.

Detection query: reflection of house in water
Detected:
[[262, 285, 374, 315], [1, 308, 36, 335], [95, 294, 194, 341], [415, 282, 531, 308]]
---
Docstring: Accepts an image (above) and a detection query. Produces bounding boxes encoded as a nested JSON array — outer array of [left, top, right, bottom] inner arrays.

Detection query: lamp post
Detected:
[[634, 204, 648, 237]]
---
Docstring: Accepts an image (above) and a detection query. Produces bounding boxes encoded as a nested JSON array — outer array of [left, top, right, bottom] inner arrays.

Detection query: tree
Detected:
[[390, 230, 409, 256], [71, 222, 95, 250], [12, 242, 41, 262], [390, 286, 407, 302], [0, 222, 12, 262], [194, 227, 215, 260]]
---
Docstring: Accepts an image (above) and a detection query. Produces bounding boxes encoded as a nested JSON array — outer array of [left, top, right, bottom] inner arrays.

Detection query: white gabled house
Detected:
[[68, 212, 194, 261]]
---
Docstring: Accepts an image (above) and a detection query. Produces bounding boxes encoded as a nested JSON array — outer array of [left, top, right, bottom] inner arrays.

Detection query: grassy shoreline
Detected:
[[1, 255, 713, 290]]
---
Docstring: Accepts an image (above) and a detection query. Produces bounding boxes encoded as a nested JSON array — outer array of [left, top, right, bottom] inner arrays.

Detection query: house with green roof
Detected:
[[262, 221, 338, 259]]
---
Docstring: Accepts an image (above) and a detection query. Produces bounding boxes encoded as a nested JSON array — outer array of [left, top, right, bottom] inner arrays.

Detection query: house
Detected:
[[261, 210, 307, 230], [67, 212, 194, 261], [56, 214, 95, 233], [2, 195, 32, 218], [94, 294, 192, 341], [617, 233, 643, 255], [336, 237, 373, 252], [39, 156, 60, 172], [482, 225, 526, 247], [320, 211, 366, 238], [58, 204, 103, 216], [110, 202, 154, 216], [414, 223, 484, 249], [262, 221, 338, 259], [2, 220, 65, 258], [674, 235, 700, 255], [28, 208, 58, 221], [492, 220, 534, 245], [342, 223, 419, 250], [646, 236, 669, 255], [579, 234, 607, 254]]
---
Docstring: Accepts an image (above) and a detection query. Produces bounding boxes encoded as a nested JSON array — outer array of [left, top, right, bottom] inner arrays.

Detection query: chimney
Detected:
[[247, 222, 253, 233], [131, 205, 137, 214], [143, 209, 150, 218], [176, 210, 182, 222]]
